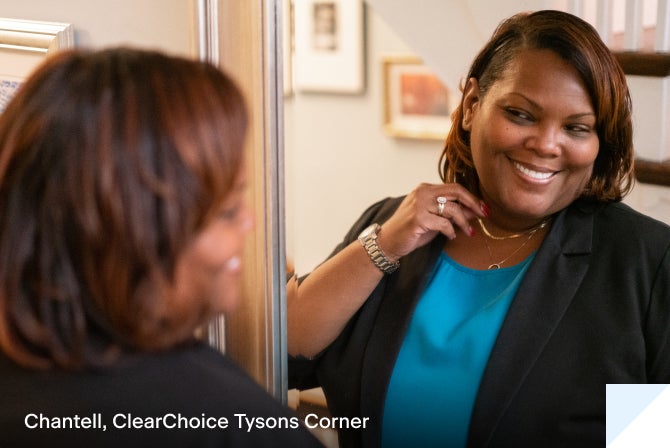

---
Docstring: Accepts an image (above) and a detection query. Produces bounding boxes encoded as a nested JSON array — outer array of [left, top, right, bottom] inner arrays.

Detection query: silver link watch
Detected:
[[357, 223, 400, 274]]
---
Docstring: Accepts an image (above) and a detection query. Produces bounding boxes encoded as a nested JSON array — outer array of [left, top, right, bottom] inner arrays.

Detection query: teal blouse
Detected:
[[381, 252, 534, 448]]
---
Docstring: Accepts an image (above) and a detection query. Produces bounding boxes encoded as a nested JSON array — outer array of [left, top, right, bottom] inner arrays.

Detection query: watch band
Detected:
[[358, 224, 400, 274]]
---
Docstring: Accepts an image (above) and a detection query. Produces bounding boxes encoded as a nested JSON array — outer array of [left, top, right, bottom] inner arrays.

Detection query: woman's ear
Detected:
[[462, 77, 480, 131]]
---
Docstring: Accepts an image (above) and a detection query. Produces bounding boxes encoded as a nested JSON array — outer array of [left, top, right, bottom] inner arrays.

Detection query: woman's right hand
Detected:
[[378, 182, 488, 262]]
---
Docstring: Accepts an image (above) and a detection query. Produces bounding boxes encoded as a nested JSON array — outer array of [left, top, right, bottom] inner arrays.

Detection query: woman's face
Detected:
[[463, 49, 599, 225], [173, 167, 254, 314]]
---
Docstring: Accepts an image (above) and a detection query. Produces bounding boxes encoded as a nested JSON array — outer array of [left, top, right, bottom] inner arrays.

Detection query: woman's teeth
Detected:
[[513, 161, 554, 180]]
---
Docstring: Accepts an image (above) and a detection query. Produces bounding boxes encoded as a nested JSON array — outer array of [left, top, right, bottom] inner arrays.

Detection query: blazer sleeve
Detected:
[[288, 196, 402, 390]]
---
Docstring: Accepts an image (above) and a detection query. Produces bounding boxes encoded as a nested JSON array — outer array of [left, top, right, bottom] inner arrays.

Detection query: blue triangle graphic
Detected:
[[606, 384, 669, 445]]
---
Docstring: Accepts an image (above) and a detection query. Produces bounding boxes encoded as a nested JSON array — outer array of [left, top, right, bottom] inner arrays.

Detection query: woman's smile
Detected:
[[510, 158, 558, 182]]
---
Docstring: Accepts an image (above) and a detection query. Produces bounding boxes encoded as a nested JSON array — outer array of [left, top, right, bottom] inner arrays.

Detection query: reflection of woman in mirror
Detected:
[[287, 10, 670, 447], [0, 48, 321, 448]]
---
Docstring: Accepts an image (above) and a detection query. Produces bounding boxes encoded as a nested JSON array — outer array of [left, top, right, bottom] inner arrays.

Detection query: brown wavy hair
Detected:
[[439, 10, 634, 201], [0, 48, 247, 369]]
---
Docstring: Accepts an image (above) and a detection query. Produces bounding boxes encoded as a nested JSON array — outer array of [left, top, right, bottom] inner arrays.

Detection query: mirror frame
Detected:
[[196, 0, 287, 403]]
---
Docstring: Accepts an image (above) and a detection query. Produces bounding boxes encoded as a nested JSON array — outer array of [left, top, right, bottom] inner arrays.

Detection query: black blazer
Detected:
[[289, 197, 670, 448]]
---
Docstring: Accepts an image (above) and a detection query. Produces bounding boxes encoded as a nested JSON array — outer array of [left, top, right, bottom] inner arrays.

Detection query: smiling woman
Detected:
[[287, 10, 670, 448]]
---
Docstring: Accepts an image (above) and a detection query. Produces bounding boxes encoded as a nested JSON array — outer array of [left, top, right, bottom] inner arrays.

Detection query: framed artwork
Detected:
[[382, 55, 455, 140], [293, 0, 364, 93], [0, 18, 74, 112]]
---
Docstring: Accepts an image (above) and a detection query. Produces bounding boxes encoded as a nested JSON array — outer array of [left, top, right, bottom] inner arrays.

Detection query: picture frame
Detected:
[[283, 0, 294, 97], [293, 0, 364, 94], [0, 18, 74, 112], [382, 55, 455, 140]]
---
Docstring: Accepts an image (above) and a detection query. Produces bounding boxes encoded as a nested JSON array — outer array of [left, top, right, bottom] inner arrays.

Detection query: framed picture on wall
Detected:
[[293, 0, 364, 94], [0, 18, 74, 113], [382, 55, 454, 140]]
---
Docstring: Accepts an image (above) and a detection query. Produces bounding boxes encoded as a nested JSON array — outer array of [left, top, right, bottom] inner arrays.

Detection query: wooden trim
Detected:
[[612, 51, 670, 77], [635, 158, 670, 186], [215, 0, 287, 401]]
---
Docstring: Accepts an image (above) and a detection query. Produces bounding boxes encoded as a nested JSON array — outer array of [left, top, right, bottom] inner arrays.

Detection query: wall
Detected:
[[0, 0, 195, 55]]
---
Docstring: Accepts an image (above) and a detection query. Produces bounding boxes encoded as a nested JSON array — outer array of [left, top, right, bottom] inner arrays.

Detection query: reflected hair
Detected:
[[439, 9, 634, 201], [0, 48, 248, 369]]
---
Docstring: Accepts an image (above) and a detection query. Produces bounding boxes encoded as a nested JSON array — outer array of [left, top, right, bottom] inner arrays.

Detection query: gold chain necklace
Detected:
[[476, 218, 550, 240], [477, 218, 551, 269]]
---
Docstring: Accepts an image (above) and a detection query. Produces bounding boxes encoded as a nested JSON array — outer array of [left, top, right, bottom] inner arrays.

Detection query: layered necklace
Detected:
[[477, 217, 551, 269]]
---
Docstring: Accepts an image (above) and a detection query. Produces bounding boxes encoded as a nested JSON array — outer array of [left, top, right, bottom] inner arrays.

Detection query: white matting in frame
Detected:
[[0, 18, 74, 112], [293, 0, 364, 93]]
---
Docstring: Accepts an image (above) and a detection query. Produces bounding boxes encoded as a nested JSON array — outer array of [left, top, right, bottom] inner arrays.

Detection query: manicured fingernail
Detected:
[[469, 226, 476, 237], [481, 203, 490, 217]]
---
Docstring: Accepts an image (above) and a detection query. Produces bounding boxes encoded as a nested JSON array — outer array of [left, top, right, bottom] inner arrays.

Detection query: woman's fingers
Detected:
[[421, 183, 486, 237], [429, 185, 487, 219], [434, 200, 472, 238], [379, 183, 486, 258]]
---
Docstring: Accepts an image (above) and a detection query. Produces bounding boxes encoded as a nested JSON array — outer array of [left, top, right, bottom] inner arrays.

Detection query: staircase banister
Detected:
[[612, 51, 670, 77]]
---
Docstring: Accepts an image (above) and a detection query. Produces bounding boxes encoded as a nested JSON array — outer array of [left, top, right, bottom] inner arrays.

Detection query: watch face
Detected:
[[359, 224, 379, 241]]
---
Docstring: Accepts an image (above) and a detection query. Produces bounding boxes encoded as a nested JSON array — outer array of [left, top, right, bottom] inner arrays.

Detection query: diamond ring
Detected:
[[436, 196, 447, 216]]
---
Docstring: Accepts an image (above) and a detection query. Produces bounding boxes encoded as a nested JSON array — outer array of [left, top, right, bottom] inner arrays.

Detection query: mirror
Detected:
[[281, 2, 670, 444], [284, 0, 670, 277], [284, 0, 548, 276]]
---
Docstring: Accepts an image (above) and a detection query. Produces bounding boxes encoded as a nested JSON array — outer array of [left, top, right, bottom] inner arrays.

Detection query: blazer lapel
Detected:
[[468, 203, 595, 447], [360, 235, 446, 447]]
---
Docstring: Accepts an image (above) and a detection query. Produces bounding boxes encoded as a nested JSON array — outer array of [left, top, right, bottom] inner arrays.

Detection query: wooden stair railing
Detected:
[[634, 158, 670, 185], [612, 51, 670, 187], [613, 52, 670, 77]]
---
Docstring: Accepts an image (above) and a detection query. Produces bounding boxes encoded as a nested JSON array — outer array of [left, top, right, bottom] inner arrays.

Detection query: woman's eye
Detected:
[[566, 124, 593, 135], [505, 108, 532, 122]]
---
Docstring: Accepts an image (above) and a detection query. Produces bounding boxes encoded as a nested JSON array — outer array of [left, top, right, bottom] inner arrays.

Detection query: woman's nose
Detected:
[[525, 124, 561, 156]]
